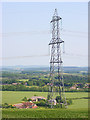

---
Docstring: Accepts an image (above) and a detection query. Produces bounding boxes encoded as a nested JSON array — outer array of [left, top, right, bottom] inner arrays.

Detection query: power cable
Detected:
[[0, 52, 88, 60]]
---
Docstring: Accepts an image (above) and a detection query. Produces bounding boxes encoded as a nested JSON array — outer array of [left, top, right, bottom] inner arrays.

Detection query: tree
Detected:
[[35, 100, 46, 107], [67, 98, 72, 105], [47, 94, 51, 100], [56, 96, 62, 103], [2, 103, 15, 108], [22, 97, 27, 101], [28, 98, 32, 101]]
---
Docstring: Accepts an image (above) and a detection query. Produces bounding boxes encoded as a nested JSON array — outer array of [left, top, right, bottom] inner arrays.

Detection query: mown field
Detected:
[[1, 91, 89, 118]]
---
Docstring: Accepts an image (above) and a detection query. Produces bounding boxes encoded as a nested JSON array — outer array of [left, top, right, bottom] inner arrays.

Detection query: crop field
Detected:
[[2, 108, 88, 118], [1, 91, 89, 118]]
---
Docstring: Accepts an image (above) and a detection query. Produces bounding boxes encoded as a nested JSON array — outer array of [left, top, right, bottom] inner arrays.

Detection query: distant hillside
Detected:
[[1, 66, 88, 73]]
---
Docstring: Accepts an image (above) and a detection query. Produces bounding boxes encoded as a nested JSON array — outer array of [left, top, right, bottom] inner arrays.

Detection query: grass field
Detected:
[[18, 79, 29, 82], [2, 108, 88, 118], [1, 91, 89, 118]]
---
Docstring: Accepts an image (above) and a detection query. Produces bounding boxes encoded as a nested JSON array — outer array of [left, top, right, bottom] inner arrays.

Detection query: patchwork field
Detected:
[[1, 91, 89, 118]]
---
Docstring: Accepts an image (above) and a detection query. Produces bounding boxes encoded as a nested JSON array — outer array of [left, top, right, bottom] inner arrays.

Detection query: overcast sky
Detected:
[[2, 2, 88, 67]]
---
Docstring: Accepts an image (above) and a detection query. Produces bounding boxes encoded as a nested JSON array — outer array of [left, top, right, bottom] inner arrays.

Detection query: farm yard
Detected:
[[2, 91, 89, 118]]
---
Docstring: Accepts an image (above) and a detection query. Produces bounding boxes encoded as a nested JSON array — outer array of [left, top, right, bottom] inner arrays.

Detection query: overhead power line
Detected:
[[0, 53, 88, 60], [0, 54, 49, 60], [0, 29, 88, 38], [61, 29, 88, 34]]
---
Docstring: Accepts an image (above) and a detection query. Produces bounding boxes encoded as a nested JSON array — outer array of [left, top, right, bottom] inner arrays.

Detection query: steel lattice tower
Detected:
[[48, 9, 67, 108]]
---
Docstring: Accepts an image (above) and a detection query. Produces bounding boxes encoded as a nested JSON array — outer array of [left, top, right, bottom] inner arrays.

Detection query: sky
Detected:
[[1, 2, 88, 67]]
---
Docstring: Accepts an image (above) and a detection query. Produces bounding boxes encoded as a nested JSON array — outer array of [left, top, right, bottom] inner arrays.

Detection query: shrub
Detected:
[[27, 98, 32, 101], [22, 97, 27, 101], [47, 94, 51, 100], [54, 104, 62, 108], [35, 100, 50, 107], [2, 103, 15, 108], [34, 94, 37, 96], [36, 101, 46, 106], [67, 99, 72, 105], [56, 96, 62, 103]]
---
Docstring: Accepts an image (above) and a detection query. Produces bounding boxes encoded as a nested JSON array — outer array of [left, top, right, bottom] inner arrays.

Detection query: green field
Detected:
[[18, 79, 29, 82], [2, 91, 89, 118], [2, 108, 88, 118]]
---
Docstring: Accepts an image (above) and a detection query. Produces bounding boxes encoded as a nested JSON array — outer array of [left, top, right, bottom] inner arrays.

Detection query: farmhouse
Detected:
[[12, 83, 18, 85], [70, 86, 76, 90], [30, 96, 46, 102], [13, 103, 23, 109], [13, 101, 37, 109]]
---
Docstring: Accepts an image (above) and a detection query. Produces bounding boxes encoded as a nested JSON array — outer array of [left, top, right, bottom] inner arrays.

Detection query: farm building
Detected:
[[13, 103, 23, 109], [13, 101, 37, 109], [48, 99, 57, 105], [70, 86, 76, 90], [30, 96, 46, 102]]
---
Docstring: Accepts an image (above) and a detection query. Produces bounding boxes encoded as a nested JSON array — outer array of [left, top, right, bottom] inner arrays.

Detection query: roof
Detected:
[[48, 99, 56, 102], [13, 102, 37, 109], [13, 103, 23, 107], [31, 96, 46, 100], [32, 106, 38, 109], [23, 102, 34, 106], [70, 86, 76, 89]]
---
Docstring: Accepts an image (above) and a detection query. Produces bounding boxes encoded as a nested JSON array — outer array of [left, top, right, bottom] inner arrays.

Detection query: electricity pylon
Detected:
[[48, 9, 67, 108]]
